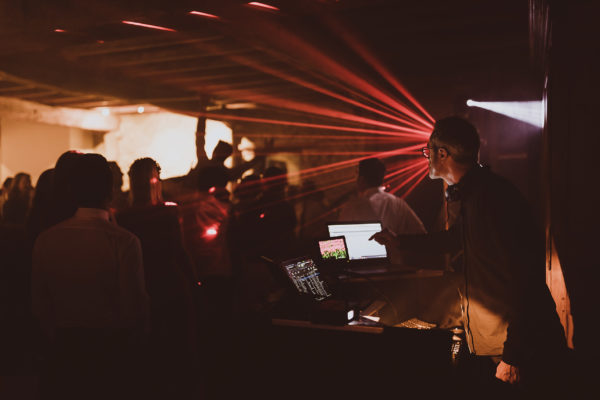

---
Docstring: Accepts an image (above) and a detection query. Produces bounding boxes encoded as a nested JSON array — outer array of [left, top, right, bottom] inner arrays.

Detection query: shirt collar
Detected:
[[74, 208, 110, 221], [360, 186, 385, 198], [454, 164, 490, 198]]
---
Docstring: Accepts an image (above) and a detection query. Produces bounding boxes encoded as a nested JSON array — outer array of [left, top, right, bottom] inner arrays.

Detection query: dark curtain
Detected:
[[534, 0, 600, 358]]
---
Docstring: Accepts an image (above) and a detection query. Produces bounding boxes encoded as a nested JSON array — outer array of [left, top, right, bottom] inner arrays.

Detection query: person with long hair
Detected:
[[2, 173, 33, 225]]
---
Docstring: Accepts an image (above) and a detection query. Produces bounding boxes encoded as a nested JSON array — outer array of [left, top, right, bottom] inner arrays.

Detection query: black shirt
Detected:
[[397, 165, 565, 365]]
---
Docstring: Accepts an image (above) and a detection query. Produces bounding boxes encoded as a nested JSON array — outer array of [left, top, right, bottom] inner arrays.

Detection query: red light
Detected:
[[189, 11, 220, 19], [205, 227, 218, 237], [208, 187, 216, 193], [248, 2, 280, 11], [260, 213, 265, 219], [150, 177, 159, 184], [97, 40, 105, 44], [121, 20, 176, 32], [197, 281, 202, 286], [164, 201, 178, 206], [54, 29, 66, 33]]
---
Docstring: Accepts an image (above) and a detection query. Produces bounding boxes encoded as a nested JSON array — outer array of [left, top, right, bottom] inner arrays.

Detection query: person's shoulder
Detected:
[[483, 168, 522, 195], [474, 167, 527, 206], [35, 217, 74, 239], [102, 219, 141, 244], [373, 189, 409, 205]]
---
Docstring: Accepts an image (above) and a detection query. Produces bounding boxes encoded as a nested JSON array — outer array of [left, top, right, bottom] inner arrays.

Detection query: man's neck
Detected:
[[444, 163, 476, 185]]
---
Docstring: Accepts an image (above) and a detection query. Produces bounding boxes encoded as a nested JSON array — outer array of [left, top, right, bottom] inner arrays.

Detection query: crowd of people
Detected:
[[0, 115, 570, 399], [0, 148, 307, 399]]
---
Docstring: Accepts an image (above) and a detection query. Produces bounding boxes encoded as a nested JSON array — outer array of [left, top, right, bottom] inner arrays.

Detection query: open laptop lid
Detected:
[[326, 221, 389, 265], [280, 256, 332, 302]]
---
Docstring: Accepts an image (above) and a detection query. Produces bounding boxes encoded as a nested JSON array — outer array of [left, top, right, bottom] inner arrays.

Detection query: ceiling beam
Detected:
[[0, 96, 119, 131]]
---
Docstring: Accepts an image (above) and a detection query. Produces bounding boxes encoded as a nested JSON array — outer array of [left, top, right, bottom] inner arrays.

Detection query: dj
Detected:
[[370, 117, 566, 394]]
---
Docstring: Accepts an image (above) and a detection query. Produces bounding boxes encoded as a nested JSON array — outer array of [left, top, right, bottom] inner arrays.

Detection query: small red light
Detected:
[[164, 201, 178, 206], [248, 2, 280, 11], [197, 281, 202, 286], [150, 177, 159, 184], [260, 213, 265, 219], [54, 29, 66, 33], [189, 11, 220, 19], [121, 20, 176, 32], [208, 186, 216, 193], [97, 40, 104, 44]]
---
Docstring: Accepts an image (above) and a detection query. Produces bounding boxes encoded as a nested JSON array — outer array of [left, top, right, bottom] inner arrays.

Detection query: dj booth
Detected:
[[215, 222, 463, 397], [225, 264, 461, 398], [228, 315, 459, 398]]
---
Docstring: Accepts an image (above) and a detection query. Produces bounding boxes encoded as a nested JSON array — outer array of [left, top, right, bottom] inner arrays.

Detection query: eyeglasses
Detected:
[[422, 146, 432, 159]]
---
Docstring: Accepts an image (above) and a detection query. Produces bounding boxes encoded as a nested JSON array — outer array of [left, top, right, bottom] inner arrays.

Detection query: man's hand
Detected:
[[369, 228, 397, 247], [495, 360, 520, 384]]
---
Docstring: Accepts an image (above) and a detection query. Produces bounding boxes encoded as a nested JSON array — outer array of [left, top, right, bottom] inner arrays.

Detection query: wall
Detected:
[[0, 118, 94, 185], [102, 112, 198, 189]]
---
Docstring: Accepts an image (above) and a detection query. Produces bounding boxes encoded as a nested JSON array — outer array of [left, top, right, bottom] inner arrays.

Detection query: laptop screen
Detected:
[[280, 256, 332, 301], [317, 236, 349, 261], [327, 222, 387, 261]]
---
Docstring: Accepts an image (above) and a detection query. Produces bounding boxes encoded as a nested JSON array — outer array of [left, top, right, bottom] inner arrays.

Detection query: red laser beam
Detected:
[[241, 21, 431, 127], [385, 163, 425, 187], [220, 52, 428, 130], [238, 133, 421, 142], [299, 205, 345, 230], [257, 144, 425, 188], [298, 164, 428, 230], [200, 112, 425, 137], [385, 158, 428, 178], [198, 88, 429, 135], [323, 18, 435, 125], [390, 164, 429, 196], [400, 168, 429, 198], [121, 20, 176, 32]]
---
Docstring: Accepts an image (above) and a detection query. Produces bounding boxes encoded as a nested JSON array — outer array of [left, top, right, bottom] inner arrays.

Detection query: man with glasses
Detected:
[[371, 116, 566, 395]]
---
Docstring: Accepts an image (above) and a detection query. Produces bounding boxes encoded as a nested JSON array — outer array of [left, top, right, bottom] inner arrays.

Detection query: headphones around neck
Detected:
[[445, 183, 462, 202]]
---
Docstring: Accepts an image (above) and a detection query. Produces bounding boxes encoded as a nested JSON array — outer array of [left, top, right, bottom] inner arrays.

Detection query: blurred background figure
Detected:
[[2, 172, 34, 226], [26, 168, 55, 245], [116, 157, 198, 398], [108, 161, 128, 213], [179, 164, 235, 398], [0, 177, 14, 219], [256, 166, 297, 260], [230, 174, 277, 315], [298, 179, 330, 243], [49, 150, 83, 229]]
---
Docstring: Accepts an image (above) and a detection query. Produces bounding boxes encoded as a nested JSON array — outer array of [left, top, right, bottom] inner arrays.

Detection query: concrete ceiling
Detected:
[[0, 0, 534, 128]]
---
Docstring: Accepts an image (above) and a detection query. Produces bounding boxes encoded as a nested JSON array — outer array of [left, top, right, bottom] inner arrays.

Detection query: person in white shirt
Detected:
[[339, 158, 426, 264], [32, 153, 149, 398]]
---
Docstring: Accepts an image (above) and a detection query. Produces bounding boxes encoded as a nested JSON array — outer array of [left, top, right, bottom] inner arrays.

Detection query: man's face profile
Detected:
[[426, 140, 443, 180]]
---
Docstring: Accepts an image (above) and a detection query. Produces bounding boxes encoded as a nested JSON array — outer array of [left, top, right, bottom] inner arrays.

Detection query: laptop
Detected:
[[326, 221, 389, 271]]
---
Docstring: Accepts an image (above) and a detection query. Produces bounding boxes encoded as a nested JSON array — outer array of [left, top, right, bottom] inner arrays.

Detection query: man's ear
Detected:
[[438, 147, 449, 159]]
